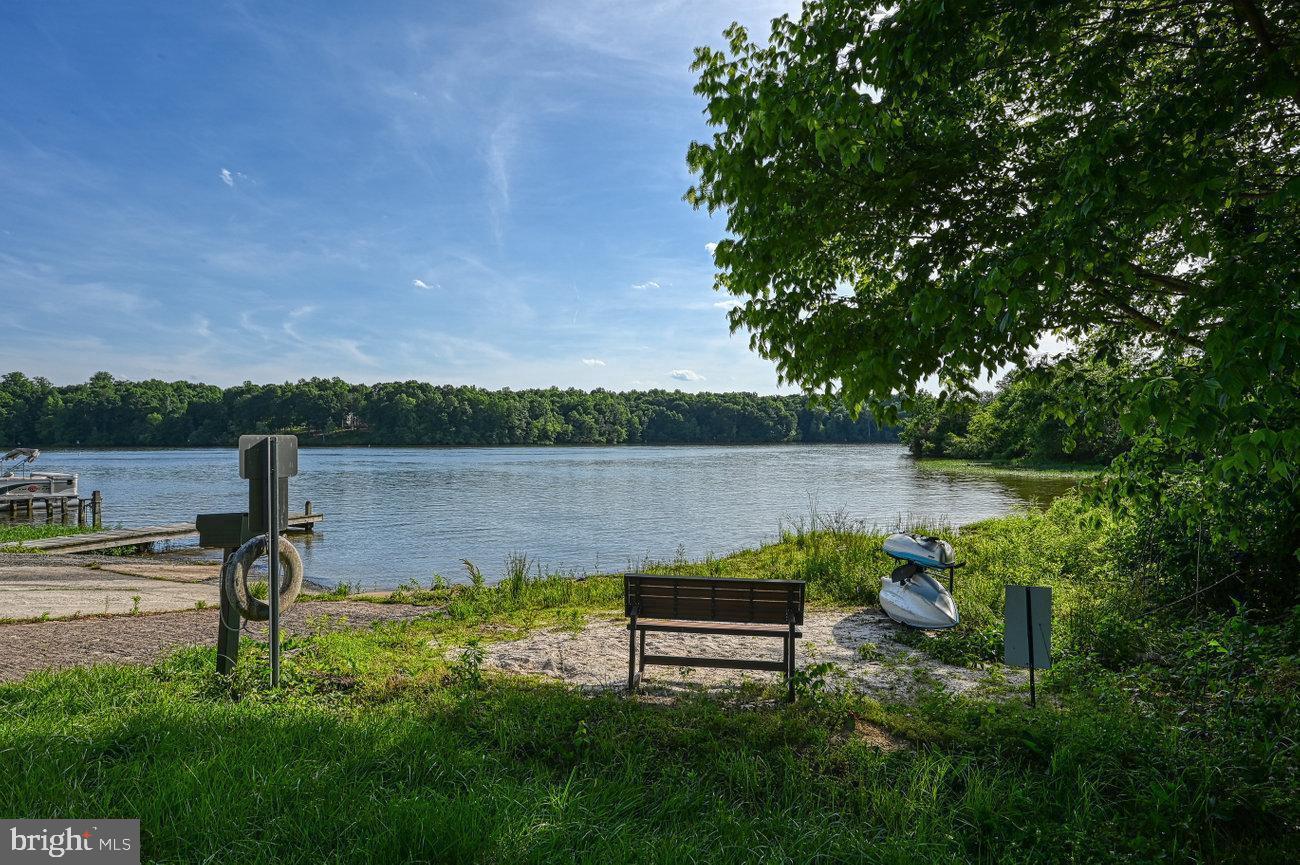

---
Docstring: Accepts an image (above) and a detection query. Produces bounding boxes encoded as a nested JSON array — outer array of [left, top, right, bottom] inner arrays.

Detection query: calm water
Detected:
[[31, 446, 1072, 589]]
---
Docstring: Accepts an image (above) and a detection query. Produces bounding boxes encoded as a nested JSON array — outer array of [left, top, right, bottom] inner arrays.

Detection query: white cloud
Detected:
[[581, 358, 606, 367], [631, 280, 660, 290], [288, 304, 316, 319], [219, 168, 234, 187], [412, 278, 437, 290], [670, 369, 705, 382], [705, 242, 718, 254], [713, 299, 741, 309]]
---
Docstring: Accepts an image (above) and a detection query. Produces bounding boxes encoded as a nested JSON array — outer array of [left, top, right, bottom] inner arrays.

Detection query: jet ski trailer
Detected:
[[879, 532, 963, 630]]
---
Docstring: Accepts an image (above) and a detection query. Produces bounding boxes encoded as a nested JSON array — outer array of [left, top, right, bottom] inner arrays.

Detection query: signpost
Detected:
[[1004, 585, 1052, 707]]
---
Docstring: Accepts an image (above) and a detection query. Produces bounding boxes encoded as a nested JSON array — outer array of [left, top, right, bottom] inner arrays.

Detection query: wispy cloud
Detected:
[[581, 357, 606, 367], [705, 242, 718, 254], [670, 369, 704, 381], [485, 112, 520, 244], [219, 167, 250, 188], [631, 280, 660, 290], [712, 299, 741, 309], [412, 278, 436, 290]]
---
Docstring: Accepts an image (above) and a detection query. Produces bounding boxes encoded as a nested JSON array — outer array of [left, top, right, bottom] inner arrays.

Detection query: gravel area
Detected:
[[474, 608, 1023, 699], [0, 600, 432, 682]]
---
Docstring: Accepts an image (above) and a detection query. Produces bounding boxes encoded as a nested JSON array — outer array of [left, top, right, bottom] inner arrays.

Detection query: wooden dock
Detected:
[[0, 491, 103, 525], [3, 510, 323, 554]]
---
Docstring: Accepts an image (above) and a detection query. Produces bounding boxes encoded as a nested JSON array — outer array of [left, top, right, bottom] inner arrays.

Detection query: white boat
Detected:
[[880, 533, 960, 630], [0, 448, 78, 499]]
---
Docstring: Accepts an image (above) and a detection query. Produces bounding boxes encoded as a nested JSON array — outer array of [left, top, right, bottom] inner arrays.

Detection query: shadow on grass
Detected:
[[0, 647, 1289, 865]]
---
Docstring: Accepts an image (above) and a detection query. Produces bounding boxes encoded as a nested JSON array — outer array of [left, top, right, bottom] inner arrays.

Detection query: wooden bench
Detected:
[[623, 573, 806, 701]]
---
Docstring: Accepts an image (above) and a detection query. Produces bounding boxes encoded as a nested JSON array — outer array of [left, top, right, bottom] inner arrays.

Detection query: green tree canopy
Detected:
[[689, 0, 1299, 559]]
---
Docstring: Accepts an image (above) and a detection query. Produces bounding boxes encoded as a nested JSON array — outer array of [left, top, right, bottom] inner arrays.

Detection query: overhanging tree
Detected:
[[688, 0, 1300, 566]]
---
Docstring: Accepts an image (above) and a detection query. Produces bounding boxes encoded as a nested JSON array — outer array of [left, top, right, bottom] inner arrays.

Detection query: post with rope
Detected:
[[197, 435, 302, 685]]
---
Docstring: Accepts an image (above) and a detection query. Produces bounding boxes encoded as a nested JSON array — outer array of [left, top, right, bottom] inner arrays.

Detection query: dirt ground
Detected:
[[472, 608, 1023, 699], [0, 600, 431, 682]]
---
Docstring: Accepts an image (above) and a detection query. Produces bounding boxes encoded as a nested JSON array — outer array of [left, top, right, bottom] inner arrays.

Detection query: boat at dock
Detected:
[[0, 448, 79, 500]]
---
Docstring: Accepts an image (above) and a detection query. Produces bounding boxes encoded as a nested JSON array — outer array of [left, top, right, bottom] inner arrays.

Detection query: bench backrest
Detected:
[[624, 573, 805, 625]]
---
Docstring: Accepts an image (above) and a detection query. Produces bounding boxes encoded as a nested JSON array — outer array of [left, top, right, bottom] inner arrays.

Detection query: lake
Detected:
[[28, 445, 1073, 589]]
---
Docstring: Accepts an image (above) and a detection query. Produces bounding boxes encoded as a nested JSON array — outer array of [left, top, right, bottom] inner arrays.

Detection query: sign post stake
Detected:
[[1025, 586, 1036, 708]]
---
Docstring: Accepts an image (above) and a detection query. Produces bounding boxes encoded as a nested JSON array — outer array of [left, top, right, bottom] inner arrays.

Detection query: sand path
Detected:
[[474, 608, 1021, 699]]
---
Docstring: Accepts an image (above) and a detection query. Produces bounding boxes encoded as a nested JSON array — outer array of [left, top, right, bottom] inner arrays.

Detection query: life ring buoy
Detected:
[[221, 534, 304, 622]]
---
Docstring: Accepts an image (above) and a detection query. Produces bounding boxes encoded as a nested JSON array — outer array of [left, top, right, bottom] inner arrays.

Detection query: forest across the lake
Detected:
[[0, 371, 897, 447]]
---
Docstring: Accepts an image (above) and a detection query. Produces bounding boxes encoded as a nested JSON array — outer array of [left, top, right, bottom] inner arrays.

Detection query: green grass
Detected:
[[0, 521, 99, 548], [1, 502, 1296, 863], [915, 458, 1103, 478]]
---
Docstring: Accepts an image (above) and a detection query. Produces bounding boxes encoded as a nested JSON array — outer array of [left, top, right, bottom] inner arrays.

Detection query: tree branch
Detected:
[[1086, 279, 1206, 349], [1129, 264, 1200, 296]]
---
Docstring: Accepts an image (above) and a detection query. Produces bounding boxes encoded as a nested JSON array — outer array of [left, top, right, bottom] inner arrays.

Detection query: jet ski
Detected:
[[880, 533, 961, 630], [882, 532, 954, 569]]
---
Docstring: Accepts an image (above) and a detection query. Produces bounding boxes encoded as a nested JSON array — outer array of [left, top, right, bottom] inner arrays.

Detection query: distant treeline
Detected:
[[0, 372, 899, 447]]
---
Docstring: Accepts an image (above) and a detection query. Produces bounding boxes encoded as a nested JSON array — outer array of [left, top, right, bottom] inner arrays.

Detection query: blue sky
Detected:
[[0, 1, 799, 391]]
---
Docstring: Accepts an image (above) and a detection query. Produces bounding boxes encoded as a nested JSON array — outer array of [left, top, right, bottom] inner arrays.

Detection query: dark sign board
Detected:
[[1004, 585, 1052, 670]]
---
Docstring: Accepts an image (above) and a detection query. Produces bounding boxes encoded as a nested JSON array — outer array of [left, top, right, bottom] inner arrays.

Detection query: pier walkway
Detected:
[[3, 511, 323, 554]]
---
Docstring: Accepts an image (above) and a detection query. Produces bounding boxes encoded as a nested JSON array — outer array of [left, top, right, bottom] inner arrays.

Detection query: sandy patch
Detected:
[[93, 561, 218, 583], [472, 608, 1022, 699]]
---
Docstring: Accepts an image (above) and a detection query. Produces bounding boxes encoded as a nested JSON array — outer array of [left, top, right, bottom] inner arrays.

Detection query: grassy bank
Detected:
[[1, 501, 1297, 863], [0, 522, 98, 549], [914, 457, 1102, 479]]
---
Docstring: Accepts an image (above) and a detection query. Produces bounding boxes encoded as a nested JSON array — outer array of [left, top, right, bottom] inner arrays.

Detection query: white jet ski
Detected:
[[882, 532, 954, 569], [879, 533, 960, 630]]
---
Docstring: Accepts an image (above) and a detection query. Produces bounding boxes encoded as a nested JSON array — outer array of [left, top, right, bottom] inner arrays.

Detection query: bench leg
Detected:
[[628, 619, 638, 693], [638, 630, 645, 673], [786, 625, 797, 703]]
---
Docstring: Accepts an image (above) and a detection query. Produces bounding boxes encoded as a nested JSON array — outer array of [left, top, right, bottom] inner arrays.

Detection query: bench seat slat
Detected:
[[632, 598, 793, 619], [640, 654, 789, 673], [631, 619, 801, 638]]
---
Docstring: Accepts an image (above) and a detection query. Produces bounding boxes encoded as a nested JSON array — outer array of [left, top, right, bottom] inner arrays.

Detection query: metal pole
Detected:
[[268, 437, 281, 688], [1025, 586, 1036, 708]]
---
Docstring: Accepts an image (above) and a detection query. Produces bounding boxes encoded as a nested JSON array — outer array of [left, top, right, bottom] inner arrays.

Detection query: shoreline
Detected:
[[914, 457, 1102, 479]]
